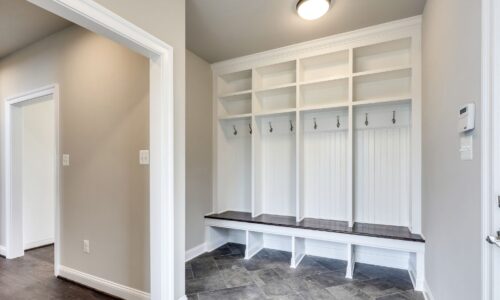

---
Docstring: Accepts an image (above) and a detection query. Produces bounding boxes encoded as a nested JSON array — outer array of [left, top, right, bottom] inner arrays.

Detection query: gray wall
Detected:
[[0, 26, 150, 291], [422, 1, 482, 299], [186, 50, 213, 250], [92, 1, 186, 297]]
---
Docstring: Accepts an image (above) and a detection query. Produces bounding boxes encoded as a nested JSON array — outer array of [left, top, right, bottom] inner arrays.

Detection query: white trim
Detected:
[[177, 297, 187, 300], [423, 280, 435, 300], [185, 243, 207, 262], [4, 84, 61, 279], [25, 1, 175, 299], [58, 265, 150, 300], [25, 238, 54, 250], [0, 245, 6, 257], [481, 0, 495, 300]]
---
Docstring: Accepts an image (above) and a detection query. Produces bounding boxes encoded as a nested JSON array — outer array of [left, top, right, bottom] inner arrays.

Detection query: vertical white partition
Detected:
[[254, 113, 297, 216], [354, 103, 411, 226]]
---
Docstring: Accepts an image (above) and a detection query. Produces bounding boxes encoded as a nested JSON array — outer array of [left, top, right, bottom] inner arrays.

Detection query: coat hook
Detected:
[[337, 116, 340, 128], [290, 120, 294, 132], [269, 122, 273, 133], [249, 123, 252, 134], [392, 110, 396, 124], [233, 125, 238, 135], [313, 117, 318, 130], [365, 113, 369, 126]]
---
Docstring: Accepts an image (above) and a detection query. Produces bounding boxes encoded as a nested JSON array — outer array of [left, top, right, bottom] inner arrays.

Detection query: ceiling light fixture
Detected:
[[296, 0, 331, 20]]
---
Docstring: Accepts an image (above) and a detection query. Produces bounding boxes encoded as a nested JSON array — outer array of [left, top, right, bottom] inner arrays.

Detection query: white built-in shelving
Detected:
[[213, 18, 422, 234]]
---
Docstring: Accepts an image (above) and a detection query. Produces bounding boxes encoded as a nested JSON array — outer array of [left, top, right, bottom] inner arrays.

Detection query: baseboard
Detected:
[[423, 280, 435, 300], [25, 238, 54, 250], [186, 243, 207, 262], [58, 265, 150, 300], [0, 245, 6, 257], [178, 296, 187, 300]]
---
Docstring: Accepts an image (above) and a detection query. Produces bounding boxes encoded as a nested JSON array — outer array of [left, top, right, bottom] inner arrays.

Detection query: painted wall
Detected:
[[422, 1, 482, 299], [186, 50, 212, 250], [0, 26, 150, 291], [22, 97, 55, 249], [91, 1, 186, 296]]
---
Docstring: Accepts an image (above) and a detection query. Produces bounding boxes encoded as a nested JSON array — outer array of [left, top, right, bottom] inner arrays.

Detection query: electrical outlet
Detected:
[[62, 154, 70, 166], [83, 240, 90, 254], [139, 150, 149, 165]]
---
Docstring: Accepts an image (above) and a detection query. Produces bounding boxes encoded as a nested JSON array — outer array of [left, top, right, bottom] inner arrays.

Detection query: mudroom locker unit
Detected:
[[205, 16, 425, 291]]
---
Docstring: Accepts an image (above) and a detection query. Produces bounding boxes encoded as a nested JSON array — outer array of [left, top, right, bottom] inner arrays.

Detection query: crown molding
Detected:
[[211, 15, 422, 74]]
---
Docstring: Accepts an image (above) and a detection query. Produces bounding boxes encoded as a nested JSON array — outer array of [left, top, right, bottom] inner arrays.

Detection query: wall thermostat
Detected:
[[458, 103, 475, 133]]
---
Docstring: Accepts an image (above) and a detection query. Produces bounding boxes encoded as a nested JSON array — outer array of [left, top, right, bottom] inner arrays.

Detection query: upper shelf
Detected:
[[299, 50, 349, 83], [254, 60, 296, 90], [353, 38, 411, 73], [217, 69, 252, 96]]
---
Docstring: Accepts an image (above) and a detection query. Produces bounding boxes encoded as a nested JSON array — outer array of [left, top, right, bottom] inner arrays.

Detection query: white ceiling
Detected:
[[187, 0, 426, 63], [0, 0, 72, 59]]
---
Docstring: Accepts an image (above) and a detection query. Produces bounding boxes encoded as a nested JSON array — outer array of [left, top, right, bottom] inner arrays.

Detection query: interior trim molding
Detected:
[[26, 1, 176, 298], [185, 243, 207, 262], [423, 280, 435, 300], [211, 15, 421, 74], [58, 265, 150, 300], [0, 245, 6, 257]]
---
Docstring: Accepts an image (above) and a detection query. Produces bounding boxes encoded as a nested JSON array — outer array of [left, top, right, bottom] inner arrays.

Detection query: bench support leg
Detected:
[[291, 237, 306, 268], [346, 243, 354, 279]]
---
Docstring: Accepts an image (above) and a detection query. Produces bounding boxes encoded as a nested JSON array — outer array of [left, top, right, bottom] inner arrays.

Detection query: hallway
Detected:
[[0, 246, 114, 299]]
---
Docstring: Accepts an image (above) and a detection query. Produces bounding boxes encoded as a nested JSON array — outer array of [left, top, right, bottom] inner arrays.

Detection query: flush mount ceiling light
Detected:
[[296, 0, 331, 20]]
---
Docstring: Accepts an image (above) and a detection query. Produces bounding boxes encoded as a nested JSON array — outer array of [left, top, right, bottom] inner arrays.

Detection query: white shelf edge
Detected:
[[218, 89, 252, 99], [299, 75, 349, 87], [218, 113, 252, 120], [254, 108, 296, 117], [254, 83, 296, 94], [353, 65, 412, 78], [299, 102, 350, 112], [353, 96, 412, 107]]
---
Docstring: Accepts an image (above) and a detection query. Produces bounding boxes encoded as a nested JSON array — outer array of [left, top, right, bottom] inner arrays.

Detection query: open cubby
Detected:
[[299, 78, 349, 108], [353, 38, 411, 73], [255, 86, 296, 113], [299, 108, 349, 221], [254, 60, 296, 90], [218, 92, 252, 117], [299, 50, 349, 83], [353, 68, 411, 102], [354, 102, 411, 227], [217, 69, 252, 96], [216, 116, 252, 213], [254, 113, 296, 217]]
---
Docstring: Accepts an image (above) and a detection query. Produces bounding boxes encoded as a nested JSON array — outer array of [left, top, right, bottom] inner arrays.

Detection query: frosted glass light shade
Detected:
[[296, 0, 331, 20]]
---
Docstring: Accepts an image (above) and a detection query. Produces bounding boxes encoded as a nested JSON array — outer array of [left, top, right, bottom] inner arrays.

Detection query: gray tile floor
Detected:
[[186, 243, 424, 300]]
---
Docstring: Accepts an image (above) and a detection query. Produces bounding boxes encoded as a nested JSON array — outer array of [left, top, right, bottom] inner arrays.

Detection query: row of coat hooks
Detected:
[[230, 110, 399, 135]]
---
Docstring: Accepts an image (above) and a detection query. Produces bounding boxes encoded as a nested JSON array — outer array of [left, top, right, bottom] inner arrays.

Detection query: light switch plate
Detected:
[[139, 150, 149, 165], [83, 240, 90, 254], [459, 135, 473, 160], [62, 154, 70, 166]]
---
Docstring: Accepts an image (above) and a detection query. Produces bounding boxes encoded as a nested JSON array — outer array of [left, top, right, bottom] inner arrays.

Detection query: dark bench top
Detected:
[[205, 211, 425, 243]]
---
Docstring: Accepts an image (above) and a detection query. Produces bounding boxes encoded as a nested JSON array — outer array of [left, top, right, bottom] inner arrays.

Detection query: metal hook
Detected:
[[290, 120, 294, 132], [233, 125, 238, 135], [249, 123, 252, 134], [365, 113, 369, 126], [269, 122, 273, 133], [313, 118, 318, 130], [392, 110, 396, 124], [337, 116, 340, 128]]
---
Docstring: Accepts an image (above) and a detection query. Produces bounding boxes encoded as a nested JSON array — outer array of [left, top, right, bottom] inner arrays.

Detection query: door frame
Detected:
[[481, 0, 498, 299], [3, 1, 176, 299], [4, 84, 60, 275]]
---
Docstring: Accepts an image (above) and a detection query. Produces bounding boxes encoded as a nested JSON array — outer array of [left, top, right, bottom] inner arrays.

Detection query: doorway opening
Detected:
[[4, 85, 60, 275]]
